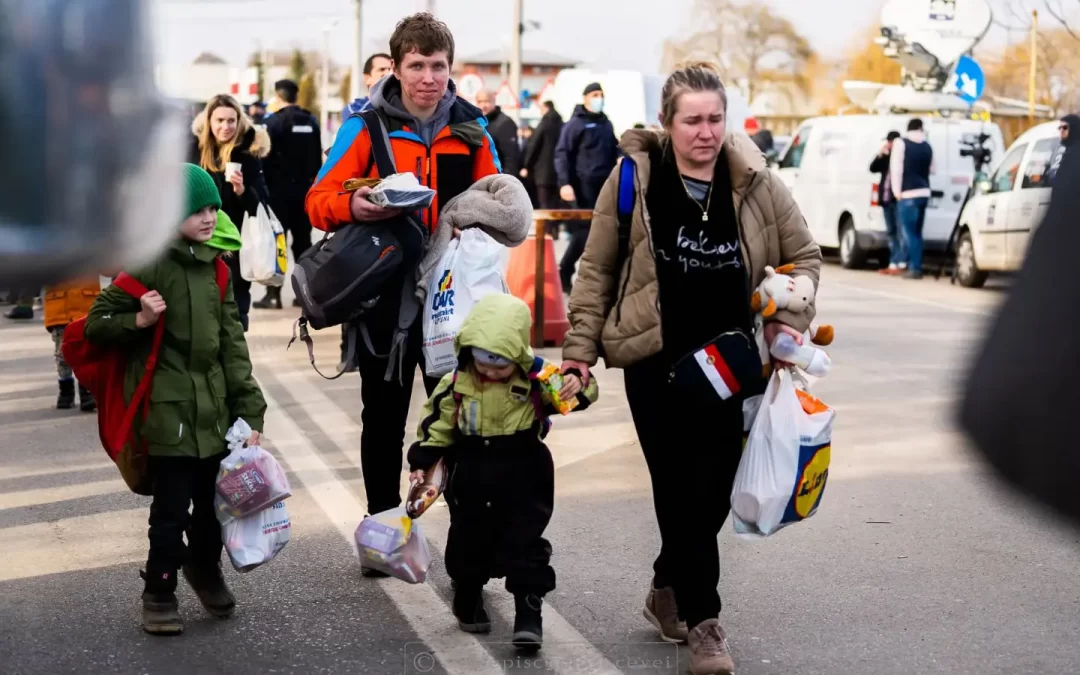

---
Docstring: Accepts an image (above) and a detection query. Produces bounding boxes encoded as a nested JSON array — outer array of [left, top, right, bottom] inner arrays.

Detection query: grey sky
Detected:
[[151, 0, 1037, 75]]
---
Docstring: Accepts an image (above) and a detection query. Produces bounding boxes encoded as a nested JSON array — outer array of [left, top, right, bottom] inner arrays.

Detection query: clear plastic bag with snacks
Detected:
[[731, 368, 834, 538], [224, 500, 291, 573], [354, 507, 432, 584], [215, 419, 292, 525]]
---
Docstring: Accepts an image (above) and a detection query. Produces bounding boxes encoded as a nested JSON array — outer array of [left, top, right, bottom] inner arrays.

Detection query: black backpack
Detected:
[[289, 109, 427, 383]]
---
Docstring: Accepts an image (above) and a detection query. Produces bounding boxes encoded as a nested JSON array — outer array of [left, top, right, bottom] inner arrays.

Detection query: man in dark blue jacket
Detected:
[[554, 82, 618, 292]]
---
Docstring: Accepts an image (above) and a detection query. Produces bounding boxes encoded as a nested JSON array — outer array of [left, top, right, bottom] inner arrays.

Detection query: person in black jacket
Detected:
[[960, 133, 1080, 528], [523, 100, 564, 212], [254, 79, 324, 310], [870, 130, 903, 273], [188, 94, 271, 331], [554, 83, 618, 292], [476, 88, 522, 177]]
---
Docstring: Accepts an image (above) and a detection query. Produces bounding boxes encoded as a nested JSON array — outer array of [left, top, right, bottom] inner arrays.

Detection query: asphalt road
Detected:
[[2, 262, 1078, 675]]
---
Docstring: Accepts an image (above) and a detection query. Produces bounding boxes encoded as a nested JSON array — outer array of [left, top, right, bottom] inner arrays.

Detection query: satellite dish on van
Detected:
[[880, 0, 992, 70], [843, 81, 887, 109]]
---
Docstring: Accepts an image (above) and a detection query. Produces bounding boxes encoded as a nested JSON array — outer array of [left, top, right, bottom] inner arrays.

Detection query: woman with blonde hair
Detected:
[[188, 94, 271, 330], [558, 62, 822, 675]]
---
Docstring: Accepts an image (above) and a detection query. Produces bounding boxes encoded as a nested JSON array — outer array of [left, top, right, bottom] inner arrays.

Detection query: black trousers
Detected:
[[444, 432, 556, 596], [224, 252, 251, 331], [558, 178, 604, 290], [624, 354, 743, 629], [273, 195, 314, 264], [355, 297, 442, 516], [145, 453, 228, 595]]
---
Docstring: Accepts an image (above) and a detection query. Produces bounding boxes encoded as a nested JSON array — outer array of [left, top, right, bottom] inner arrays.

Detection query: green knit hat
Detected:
[[183, 162, 222, 219], [207, 210, 242, 251]]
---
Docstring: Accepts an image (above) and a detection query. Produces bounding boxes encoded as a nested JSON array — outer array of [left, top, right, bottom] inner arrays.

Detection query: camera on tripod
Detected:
[[960, 132, 994, 174]]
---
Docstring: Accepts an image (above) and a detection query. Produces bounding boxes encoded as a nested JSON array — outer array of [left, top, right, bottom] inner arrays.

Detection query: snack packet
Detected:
[[405, 457, 448, 519], [535, 361, 579, 415]]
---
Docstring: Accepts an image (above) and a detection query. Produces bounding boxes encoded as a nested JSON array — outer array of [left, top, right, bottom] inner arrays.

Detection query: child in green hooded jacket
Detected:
[[85, 164, 265, 636], [407, 293, 598, 653]]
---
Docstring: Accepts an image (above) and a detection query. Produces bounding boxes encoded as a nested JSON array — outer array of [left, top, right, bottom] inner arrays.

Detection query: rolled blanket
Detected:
[[416, 175, 533, 302]]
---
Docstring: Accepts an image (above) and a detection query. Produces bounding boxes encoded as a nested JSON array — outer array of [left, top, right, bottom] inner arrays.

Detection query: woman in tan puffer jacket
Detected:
[[558, 63, 821, 675]]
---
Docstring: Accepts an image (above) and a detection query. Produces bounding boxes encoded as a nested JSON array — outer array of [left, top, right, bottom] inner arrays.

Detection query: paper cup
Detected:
[[225, 162, 242, 180]]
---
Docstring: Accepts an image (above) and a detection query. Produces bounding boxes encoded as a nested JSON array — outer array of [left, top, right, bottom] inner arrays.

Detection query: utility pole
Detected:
[[321, 21, 335, 136], [509, 0, 523, 123], [426, 0, 436, 14], [351, 0, 363, 101], [1029, 9, 1038, 124]]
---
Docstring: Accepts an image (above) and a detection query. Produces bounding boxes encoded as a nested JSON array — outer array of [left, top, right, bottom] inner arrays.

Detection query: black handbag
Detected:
[[667, 329, 766, 404], [289, 109, 427, 382]]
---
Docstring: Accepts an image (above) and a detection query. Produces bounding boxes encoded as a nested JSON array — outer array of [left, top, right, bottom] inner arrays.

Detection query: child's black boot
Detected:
[[78, 385, 96, 412], [183, 563, 236, 618], [452, 583, 491, 634], [56, 380, 75, 410], [139, 569, 183, 635], [512, 593, 544, 653]]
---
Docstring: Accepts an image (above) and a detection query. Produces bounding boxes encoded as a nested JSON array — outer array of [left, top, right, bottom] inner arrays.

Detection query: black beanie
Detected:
[[583, 82, 603, 96]]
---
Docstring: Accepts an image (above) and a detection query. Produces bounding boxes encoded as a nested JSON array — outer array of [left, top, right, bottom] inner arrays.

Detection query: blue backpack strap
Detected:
[[615, 157, 636, 274]]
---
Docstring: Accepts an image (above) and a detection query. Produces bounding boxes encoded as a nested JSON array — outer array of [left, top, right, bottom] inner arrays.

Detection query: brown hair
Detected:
[[660, 61, 728, 128], [389, 12, 455, 67], [197, 94, 252, 173]]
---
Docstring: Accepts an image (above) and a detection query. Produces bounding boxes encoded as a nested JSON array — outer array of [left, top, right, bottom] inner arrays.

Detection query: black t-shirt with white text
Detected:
[[645, 146, 751, 362]]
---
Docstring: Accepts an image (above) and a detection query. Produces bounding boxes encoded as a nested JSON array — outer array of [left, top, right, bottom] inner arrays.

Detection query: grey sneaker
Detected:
[[141, 593, 183, 635], [643, 586, 688, 643], [688, 619, 735, 675]]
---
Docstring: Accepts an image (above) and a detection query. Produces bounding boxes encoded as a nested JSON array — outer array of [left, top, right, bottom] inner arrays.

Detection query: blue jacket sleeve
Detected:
[[554, 118, 583, 188]]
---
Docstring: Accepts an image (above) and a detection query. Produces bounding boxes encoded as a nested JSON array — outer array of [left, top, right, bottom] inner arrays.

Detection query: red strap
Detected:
[[112, 272, 149, 300], [215, 258, 229, 302]]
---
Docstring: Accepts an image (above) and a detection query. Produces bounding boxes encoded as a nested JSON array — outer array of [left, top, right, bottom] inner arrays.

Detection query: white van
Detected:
[[953, 121, 1060, 287], [774, 114, 1005, 268]]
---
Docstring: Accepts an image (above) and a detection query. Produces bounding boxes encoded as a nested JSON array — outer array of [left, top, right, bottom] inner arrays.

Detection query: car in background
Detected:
[[953, 121, 1060, 287], [773, 113, 1005, 268]]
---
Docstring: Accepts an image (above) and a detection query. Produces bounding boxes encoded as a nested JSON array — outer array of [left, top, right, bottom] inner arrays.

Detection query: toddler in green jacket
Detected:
[[407, 293, 598, 654], [84, 164, 266, 635]]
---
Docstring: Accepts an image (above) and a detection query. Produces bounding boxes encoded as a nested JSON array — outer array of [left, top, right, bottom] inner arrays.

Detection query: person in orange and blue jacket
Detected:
[[44, 278, 101, 411], [305, 12, 502, 568]]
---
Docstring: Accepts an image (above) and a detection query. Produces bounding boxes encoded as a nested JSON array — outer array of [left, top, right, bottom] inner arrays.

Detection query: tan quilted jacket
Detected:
[[562, 129, 822, 368]]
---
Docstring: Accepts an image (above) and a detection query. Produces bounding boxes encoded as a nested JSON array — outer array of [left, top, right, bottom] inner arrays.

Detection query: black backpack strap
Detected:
[[287, 317, 357, 381], [359, 109, 397, 178]]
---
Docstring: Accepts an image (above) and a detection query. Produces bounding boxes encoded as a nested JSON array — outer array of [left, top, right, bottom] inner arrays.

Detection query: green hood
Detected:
[[454, 294, 535, 372], [207, 210, 242, 252]]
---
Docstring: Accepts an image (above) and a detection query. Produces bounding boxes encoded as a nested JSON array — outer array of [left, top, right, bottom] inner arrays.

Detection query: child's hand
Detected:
[[246, 431, 261, 447], [559, 374, 583, 401], [408, 470, 425, 485], [135, 291, 166, 328]]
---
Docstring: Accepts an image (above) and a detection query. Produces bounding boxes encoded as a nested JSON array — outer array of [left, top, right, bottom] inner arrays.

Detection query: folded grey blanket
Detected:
[[416, 174, 533, 302]]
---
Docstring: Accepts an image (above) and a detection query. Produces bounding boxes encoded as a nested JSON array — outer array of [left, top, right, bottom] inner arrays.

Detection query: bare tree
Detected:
[[662, 0, 814, 102]]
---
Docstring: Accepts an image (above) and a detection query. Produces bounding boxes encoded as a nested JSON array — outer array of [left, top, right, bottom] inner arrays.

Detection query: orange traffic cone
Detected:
[[505, 232, 569, 347]]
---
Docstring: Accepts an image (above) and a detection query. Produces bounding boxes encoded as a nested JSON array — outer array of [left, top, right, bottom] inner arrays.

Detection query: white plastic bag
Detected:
[[239, 202, 287, 286], [731, 368, 834, 537], [422, 228, 509, 377], [215, 419, 292, 525], [224, 500, 291, 573], [354, 507, 432, 584]]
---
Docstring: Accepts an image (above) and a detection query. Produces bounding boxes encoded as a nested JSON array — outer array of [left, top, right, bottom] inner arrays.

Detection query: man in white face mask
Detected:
[[553, 82, 619, 292]]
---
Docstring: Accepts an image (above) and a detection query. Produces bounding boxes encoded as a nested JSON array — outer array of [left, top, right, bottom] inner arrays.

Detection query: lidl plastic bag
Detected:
[[731, 368, 834, 537], [422, 229, 509, 377], [224, 500, 291, 573], [240, 202, 287, 286], [215, 419, 292, 525], [354, 507, 432, 584]]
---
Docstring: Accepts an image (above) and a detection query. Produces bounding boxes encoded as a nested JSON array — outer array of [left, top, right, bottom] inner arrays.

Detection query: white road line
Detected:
[[258, 371, 623, 675], [0, 479, 125, 510], [259, 385, 505, 675], [828, 281, 993, 316]]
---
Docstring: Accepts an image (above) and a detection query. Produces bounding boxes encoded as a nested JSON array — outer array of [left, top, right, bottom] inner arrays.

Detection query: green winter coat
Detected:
[[408, 294, 599, 471], [84, 239, 266, 458]]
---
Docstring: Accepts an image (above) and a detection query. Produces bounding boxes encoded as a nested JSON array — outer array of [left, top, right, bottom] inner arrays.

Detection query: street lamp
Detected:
[[322, 19, 338, 137]]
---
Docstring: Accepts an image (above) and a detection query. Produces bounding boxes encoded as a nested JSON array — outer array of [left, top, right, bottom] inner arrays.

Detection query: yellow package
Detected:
[[536, 362, 579, 416]]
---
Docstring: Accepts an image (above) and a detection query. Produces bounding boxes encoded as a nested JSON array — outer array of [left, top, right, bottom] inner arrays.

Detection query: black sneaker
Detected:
[[512, 593, 543, 653], [141, 592, 183, 635], [253, 288, 282, 310], [4, 306, 33, 320], [182, 564, 236, 618], [56, 380, 75, 410], [452, 585, 491, 634], [904, 270, 924, 280]]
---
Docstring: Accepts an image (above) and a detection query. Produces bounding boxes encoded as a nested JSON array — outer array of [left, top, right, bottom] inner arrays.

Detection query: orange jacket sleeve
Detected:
[[306, 116, 374, 231]]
